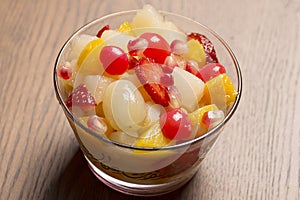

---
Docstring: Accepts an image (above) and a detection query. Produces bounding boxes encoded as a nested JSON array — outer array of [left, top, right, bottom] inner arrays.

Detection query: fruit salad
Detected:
[[56, 4, 237, 149]]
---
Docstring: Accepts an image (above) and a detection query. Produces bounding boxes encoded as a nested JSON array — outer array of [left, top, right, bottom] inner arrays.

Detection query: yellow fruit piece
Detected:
[[198, 84, 210, 107], [188, 104, 218, 126], [184, 39, 206, 67], [117, 21, 134, 35], [134, 122, 172, 148], [78, 41, 106, 75], [199, 74, 237, 109], [77, 38, 103, 68], [188, 104, 219, 138], [222, 74, 237, 105]]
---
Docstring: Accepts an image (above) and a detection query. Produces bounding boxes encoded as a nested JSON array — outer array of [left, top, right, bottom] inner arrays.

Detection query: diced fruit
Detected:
[[135, 60, 171, 107], [172, 67, 204, 112], [77, 38, 103, 68], [135, 122, 172, 148], [188, 104, 218, 137], [185, 60, 201, 79], [78, 115, 113, 137], [202, 74, 237, 110], [189, 104, 218, 126], [87, 115, 108, 134], [69, 34, 97, 61], [100, 45, 129, 75], [65, 84, 97, 112], [188, 32, 219, 63], [160, 73, 174, 87], [139, 32, 171, 64], [117, 21, 134, 35], [186, 62, 226, 83], [96, 25, 110, 38], [203, 75, 226, 110], [202, 110, 225, 129], [57, 62, 72, 80], [127, 37, 148, 56], [183, 39, 206, 67], [160, 108, 192, 140], [82, 75, 114, 104], [101, 30, 135, 52], [128, 56, 139, 69], [167, 86, 182, 109], [222, 74, 237, 105], [142, 102, 165, 128], [198, 63, 226, 82], [170, 40, 189, 55], [102, 80, 147, 136], [198, 85, 211, 107], [164, 54, 187, 69], [77, 39, 106, 75], [143, 84, 170, 107], [131, 4, 186, 44]]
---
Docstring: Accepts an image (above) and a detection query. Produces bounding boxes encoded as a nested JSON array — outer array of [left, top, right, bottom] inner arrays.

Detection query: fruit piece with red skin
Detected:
[[135, 59, 170, 107], [99, 45, 129, 75], [139, 32, 171, 64], [57, 62, 72, 80], [96, 25, 110, 38], [198, 63, 226, 82], [160, 108, 192, 140], [65, 84, 97, 111], [188, 32, 219, 63]]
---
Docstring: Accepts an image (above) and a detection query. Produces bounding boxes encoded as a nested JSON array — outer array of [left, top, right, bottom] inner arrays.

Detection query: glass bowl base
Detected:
[[85, 156, 195, 196]]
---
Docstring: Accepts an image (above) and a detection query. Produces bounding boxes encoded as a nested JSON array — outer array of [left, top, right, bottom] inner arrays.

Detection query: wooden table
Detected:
[[1, 0, 299, 199]]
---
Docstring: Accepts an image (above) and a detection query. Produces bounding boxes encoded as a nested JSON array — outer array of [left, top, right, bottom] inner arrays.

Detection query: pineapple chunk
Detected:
[[131, 4, 186, 44]]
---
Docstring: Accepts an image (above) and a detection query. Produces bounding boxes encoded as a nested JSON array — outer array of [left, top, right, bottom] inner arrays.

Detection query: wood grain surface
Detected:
[[1, 0, 299, 199]]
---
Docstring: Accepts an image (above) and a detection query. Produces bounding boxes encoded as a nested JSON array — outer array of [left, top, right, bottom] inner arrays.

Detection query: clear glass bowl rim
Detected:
[[53, 9, 242, 151]]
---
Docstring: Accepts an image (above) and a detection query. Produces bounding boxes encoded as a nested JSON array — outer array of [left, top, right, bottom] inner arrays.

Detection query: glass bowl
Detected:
[[53, 9, 242, 196]]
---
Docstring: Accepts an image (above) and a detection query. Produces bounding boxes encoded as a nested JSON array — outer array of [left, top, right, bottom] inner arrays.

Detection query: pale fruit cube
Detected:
[[172, 67, 204, 112]]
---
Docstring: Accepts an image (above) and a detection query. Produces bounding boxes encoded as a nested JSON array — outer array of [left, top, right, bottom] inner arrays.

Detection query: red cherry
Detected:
[[160, 108, 192, 140], [198, 63, 226, 82], [139, 33, 171, 64], [99, 46, 129, 75]]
